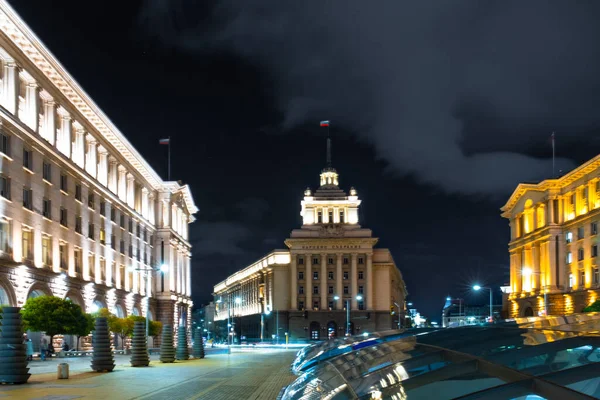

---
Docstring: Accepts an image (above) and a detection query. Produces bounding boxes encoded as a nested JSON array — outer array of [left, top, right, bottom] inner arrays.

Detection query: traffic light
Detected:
[[390, 305, 395, 315]]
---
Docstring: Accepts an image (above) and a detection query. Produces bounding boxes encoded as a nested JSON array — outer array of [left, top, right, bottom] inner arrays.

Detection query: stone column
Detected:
[[39, 90, 55, 145], [57, 106, 71, 158], [186, 254, 192, 296], [351, 254, 358, 309], [336, 253, 343, 309], [148, 194, 156, 225], [532, 243, 540, 290], [515, 249, 523, 293], [108, 157, 118, 193], [97, 146, 108, 186], [118, 165, 127, 201], [366, 253, 373, 310], [25, 79, 38, 131], [305, 253, 312, 310], [320, 253, 327, 309], [85, 134, 97, 178], [290, 255, 297, 310], [141, 188, 149, 220], [72, 121, 85, 168], [3, 61, 18, 114], [127, 173, 135, 209]]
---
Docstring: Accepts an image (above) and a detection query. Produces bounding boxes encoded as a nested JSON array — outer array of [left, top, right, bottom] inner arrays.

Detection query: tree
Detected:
[[73, 313, 95, 351], [21, 296, 87, 346], [111, 318, 133, 350], [150, 320, 163, 338], [583, 300, 600, 312]]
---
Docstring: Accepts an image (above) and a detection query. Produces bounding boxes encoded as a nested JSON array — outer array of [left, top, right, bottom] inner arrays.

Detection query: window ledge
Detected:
[[43, 179, 53, 186], [0, 152, 13, 161], [23, 206, 34, 214], [0, 196, 12, 203], [23, 167, 34, 175], [60, 190, 68, 196]]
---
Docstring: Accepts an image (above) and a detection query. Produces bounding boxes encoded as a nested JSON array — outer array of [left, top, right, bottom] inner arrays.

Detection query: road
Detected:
[[0, 347, 298, 399]]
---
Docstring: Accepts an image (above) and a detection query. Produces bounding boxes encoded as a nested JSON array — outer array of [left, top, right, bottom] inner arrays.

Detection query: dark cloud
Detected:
[[136, 0, 600, 194], [192, 221, 253, 256], [235, 197, 270, 222]]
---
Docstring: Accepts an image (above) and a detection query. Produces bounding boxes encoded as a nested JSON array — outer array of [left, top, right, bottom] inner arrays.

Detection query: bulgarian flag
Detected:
[[320, 120, 330, 127], [159, 138, 170, 145]]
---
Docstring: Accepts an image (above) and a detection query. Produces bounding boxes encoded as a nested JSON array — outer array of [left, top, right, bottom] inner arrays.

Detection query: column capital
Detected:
[[86, 133, 97, 144], [118, 164, 127, 173], [108, 156, 118, 165], [72, 120, 85, 133], [97, 145, 108, 155], [39, 89, 54, 102], [57, 105, 71, 119], [351, 253, 358, 260]]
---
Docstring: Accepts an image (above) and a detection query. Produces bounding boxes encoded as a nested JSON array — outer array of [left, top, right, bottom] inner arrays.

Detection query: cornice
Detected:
[[0, 1, 164, 190], [284, 237, 378, 249]]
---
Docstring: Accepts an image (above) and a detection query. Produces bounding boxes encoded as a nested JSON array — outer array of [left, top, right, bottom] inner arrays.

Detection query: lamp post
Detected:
[[235, 297, 242, 343], [473, 285, 493, 322], [334, 295, 363, 336], [262, 305, 271, 342], [129, 263, 169, 338]]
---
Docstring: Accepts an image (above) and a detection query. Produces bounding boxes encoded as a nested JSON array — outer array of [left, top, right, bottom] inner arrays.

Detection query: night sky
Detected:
[[9, 0, 600, 320]]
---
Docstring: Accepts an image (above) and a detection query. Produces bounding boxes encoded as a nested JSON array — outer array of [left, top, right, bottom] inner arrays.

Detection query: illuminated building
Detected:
[[0, 0, 197, 340], [501, 154, 600, 317], [213, 137, 407, 342]]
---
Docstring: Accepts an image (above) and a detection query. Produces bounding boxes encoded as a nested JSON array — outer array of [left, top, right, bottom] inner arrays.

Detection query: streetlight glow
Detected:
[[160, 263, 169, 272], [333, 295, 340, 300], [473, 285, 482, 291], [235, 297, 241, 304], [356, 295, 363, 301], [522, 267, 532, 277]]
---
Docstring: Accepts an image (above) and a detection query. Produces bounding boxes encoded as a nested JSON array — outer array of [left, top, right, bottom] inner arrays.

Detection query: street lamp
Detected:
[[129, 263, 169, 338], [235, 297, 242, 343], [261, 305, 271, 342], [334, 295, 363, 336], [473, 285, 493, 322]]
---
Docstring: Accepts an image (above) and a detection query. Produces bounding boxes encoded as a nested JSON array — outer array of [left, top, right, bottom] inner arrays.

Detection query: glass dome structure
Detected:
[[282, 319, 600, 399]]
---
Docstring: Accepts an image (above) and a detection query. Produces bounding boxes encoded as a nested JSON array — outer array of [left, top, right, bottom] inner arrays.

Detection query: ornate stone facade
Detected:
[[214, 139, 407, 342], [0, 1, 197, 338]]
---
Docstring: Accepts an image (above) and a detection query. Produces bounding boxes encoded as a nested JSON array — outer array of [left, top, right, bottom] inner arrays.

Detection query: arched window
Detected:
[[28, 289, 46, 299], [115, 304, 125, 318], [310, 321, 320, 341], [536, 205, 545, 228], [132, 307, 141, 317], [524, 200, 534, 234], [0, 285, 9, 305]]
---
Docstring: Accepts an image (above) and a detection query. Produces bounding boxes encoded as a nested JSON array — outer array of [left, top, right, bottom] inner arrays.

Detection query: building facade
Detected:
[[0, 0, 197, 340], [501, 154, 600, 318], [213, 141, 407, 342]]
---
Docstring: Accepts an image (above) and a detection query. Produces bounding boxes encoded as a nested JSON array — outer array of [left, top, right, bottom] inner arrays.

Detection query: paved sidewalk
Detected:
[[0, 349, 297, 400]]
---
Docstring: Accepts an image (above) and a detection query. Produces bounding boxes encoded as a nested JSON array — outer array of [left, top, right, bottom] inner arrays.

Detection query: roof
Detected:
[[283, 315, 600, 399], [163, 182, 199, 215]]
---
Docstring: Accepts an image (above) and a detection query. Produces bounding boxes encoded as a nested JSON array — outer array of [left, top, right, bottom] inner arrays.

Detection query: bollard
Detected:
[[57, 363, 69, 379]]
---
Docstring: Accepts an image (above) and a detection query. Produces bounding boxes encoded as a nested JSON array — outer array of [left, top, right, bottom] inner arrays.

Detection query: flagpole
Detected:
[[168, 136, 171, 181]]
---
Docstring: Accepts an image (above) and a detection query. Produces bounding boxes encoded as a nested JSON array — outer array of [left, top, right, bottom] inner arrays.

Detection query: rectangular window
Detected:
[[328, 271, 334, 280], [120, 264, 125, 288], [313, 286, 319, 294], [328, 210, 333, 222], [358, 285, 364, 294], [42, 236, 51, 266], [298, 271, 304, 280], [75, 216, 82, 234], [358, 257, 364, 264], [100, 229, 105, 245], [328, 257, 334, 265], [0, 132, 9, 156], [111, 234, 116, 250], [23, 148, 32, 170], [143, 229, 147, 242], [569, 273, 573, 288], [578, 248, 584, 261], [580, 270, 586, 287], [578, 227, 585, 240], [358, 301, 365, 311], [22, 229, 32, 260], [60, 243, 67, 270], [100, 201, 106, 216], [88, 192, 95, 209], [317, 211, 323, 223], [129, 244, 133, 258], [42, 198, 51, 218], [298, 257, 304, 265], [75, 184, 82, 201], [128, 219, 133, 233], [343, 286, 349, 294], [298, 301, 304, 310], [328, 301, 334, 310], [120, 214, 125, 228], [313, 271, 318, 280], [313, 257, 319, 265], [143, 251, 147, 264], [60, 174, 67, 192], [567, 252, 572, 264], [313, 300, 319, 310], [136, 247, 141, 261], [120, 239, 125, 254], [88, 223, 95, 240], [100, 258, 106, 282], [74, 248, 82, 273], [593, 245, 598, 258], [340, 210, 345, 223], [594, 267, 600, 285], [60, 208, 67, 227], [298, 286, 304, 294], [89, 254, 95, 279], [593, 222, 598, 236], [328, 286, 334, 294], [566, 232, 573, 243], [0, 219, 10, 253], [136, 223, 141, 238], [0, 175, 10, 200], [343, 271, 349, 280], [23, 188, 32, 210], [358, 270, 364, 279], [343, 257, 349, 265], [111, 207, 116, 222], [43, 161, 51, 181]]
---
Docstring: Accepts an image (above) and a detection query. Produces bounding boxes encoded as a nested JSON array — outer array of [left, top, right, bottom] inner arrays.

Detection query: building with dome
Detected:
[[213, 137, 407, 342], [0, 0, 197, 348]]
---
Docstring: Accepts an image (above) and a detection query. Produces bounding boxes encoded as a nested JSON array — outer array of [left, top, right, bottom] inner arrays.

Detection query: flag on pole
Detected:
[[320, 120, 330, 127], [159, 138, 170, 145]]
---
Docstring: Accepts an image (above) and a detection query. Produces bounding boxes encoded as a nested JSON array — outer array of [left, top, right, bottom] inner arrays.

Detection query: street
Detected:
[[0, 347, 297, 399]]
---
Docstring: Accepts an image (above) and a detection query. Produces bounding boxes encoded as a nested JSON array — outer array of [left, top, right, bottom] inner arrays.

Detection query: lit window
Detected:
[[100, 229, 106, 245], [42, 236, 51, 266], [566, 232, 573, 243], [580, 270, 586, 288], [22, 229, 32, 260], [569, 273, 573, 288], [567, 252, 572, 264], [0, 219, 10, 253]]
